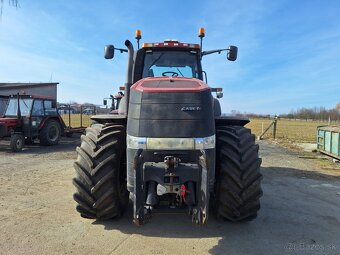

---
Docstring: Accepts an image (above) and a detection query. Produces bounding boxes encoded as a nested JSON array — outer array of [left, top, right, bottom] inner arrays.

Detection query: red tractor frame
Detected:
[[0, 94, 66, 151]]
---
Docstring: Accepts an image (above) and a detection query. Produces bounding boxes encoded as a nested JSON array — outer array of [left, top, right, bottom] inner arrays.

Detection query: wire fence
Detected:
[[58, 104, 96, 128]]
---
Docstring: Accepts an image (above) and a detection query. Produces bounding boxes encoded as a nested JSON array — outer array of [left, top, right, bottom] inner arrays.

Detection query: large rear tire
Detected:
[[39, 120, 61, 146], [215, 125, 262, 221], [73, 124, 128, 220]]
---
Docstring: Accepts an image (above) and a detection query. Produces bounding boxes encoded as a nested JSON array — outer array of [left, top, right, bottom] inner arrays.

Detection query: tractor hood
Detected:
[[131, 77, 210, 93], [128, 77, 214, 138], [0, 117, 19, 127]]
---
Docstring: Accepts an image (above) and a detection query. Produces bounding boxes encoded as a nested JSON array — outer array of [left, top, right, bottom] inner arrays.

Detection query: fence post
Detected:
[[258, 115, 279, 140], [80, 105, 83, 128], [68, 105, 71, 128], [273, 115, 278, 139]]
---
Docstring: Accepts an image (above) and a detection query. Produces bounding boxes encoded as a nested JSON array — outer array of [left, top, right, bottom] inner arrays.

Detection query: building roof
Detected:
[[0, 82, 59, 89]]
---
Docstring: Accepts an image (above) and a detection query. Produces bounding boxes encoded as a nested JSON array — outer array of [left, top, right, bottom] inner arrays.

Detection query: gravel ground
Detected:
[[0, 137, 339, 255]]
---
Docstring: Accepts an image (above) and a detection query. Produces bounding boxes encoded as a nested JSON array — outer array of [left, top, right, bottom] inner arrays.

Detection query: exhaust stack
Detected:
[[124, 40, 134, 114]]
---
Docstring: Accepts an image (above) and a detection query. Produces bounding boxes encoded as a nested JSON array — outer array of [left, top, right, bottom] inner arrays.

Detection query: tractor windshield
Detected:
[[5, 98, 33, 117], [142, 50, 200, 78]]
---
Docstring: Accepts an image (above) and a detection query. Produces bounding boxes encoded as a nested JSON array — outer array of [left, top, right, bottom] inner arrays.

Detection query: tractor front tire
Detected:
[[39, 120, 61, 146], [10, 134, 24, 152], [72, 124, 128, 220], [215, 126, 263, 222]]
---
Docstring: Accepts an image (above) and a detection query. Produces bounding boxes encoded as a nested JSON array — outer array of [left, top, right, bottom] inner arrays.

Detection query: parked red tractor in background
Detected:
[[0, 94, 65, 151]]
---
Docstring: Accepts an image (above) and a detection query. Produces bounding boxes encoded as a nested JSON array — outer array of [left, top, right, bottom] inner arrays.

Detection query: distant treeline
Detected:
[[230, 104, 340, 121], [280, 106, 339, 121]]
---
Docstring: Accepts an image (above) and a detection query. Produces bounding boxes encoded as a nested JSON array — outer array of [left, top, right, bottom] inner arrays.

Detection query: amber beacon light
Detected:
[[135, 29, 142, 39], [198, 27, 205, 38]]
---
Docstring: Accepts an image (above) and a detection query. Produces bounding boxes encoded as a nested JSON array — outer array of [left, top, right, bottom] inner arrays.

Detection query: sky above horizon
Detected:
[[0, 0, 339, 114]]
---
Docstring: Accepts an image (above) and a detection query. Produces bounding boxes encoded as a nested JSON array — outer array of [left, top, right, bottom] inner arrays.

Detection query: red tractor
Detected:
[[103, 91, 124, 114], [73, 28, 262, 225], [0, 94, 65, 151]]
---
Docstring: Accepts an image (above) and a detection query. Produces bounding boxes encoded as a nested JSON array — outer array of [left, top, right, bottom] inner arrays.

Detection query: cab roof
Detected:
[[142, 40, 200, 50], [8, 94, 55, 100]]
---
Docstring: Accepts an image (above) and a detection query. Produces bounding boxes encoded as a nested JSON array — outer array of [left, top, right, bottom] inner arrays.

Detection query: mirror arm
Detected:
[[202, 48, 229, 56], [202, 70, 208, 84], [114, 47, 128, 53]]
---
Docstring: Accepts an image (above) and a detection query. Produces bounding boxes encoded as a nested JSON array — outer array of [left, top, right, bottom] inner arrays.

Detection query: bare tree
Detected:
[[0, 0, 19, 17], [280, 106, 340, 121]]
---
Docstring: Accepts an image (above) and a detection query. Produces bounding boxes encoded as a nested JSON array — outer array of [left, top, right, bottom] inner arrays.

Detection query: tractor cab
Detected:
[[103, 30, 238, 116], [133, 41, 203, 81], [0, 94, 65, 151]]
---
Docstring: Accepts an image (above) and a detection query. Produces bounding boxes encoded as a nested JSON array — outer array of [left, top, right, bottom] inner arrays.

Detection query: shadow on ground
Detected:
[[92, 167, 340, 255], [0, 134, 81, 154]]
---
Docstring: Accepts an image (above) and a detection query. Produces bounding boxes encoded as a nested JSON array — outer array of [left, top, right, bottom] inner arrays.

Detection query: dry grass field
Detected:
[[60, 114, 93, 128], [246, 118, 339, 143], [60, 114, 338, 145]]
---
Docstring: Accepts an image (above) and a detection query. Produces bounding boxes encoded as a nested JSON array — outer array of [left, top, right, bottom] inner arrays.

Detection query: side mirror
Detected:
[[227, 45, 238, 61], [216, 92, 223, 99], [104, 45, 115, 59], [103, 99, 107, 106]]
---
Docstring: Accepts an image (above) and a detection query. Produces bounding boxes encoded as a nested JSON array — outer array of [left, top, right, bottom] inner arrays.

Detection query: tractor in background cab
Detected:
[[0, 94, 65, 151], [72, 28, 262, 225]]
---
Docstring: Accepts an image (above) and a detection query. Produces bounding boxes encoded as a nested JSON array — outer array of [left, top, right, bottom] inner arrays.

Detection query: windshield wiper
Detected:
[[149, 53, 165, 69], [21, 99, 29, 109], [176, 67, 184, 77]]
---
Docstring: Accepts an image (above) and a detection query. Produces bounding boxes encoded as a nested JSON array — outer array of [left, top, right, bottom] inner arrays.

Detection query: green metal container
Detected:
[[317, 125, 340, 160]]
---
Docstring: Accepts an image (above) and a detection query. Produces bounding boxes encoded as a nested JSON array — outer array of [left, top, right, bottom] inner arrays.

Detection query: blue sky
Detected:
[[0, 0, 339, 114]]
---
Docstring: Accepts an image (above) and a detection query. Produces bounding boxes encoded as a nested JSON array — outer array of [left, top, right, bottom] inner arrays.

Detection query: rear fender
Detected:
[[39, 116, 65, 132], [91, 114, 127, 125], [215, 116, 250, 127]]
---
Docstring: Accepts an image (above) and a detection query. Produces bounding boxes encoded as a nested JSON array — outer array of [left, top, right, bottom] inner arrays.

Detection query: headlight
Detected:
[[126, 135, 215, 150], [194, 135, 215, 150], [126, 135, 147, 149]]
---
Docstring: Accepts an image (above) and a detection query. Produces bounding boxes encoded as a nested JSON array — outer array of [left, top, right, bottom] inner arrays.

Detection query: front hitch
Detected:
[[132, 149, 210, 226]]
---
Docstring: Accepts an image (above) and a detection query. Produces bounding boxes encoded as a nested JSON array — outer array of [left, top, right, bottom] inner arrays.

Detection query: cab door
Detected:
[[30, 99, 44, 137]]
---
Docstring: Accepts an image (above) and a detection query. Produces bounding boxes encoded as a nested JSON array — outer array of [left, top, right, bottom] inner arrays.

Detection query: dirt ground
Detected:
[[0, 136, 339, 255]]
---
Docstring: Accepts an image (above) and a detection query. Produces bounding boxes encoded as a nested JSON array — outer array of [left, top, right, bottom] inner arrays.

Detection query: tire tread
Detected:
[[73, 124, 128, 220], [215, 125, 262, 222]]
